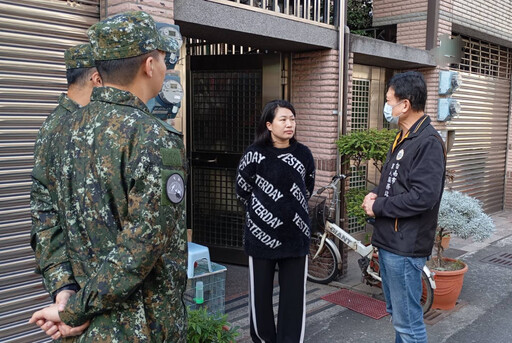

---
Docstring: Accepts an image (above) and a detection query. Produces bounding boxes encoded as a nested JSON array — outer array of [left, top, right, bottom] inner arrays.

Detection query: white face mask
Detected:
[[383, 101, 404, 124]]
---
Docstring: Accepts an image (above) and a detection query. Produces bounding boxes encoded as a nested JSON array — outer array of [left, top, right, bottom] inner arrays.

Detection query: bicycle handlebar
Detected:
[[331, 174, 349, 181], [313, 174, 349, 196], [316, 186, 327, 195]]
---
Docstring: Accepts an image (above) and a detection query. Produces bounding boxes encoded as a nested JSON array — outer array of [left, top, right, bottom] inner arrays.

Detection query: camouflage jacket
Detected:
[[31, 87, 188, 342], [31, 93, 80, 296]]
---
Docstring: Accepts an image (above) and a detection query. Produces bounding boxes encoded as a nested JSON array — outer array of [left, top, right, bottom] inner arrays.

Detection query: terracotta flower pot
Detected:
[[431, 258, 468, 310]]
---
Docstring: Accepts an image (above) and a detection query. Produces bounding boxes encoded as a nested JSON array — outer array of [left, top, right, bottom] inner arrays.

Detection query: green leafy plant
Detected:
[[345, 187, 369, 226], [187, 307, 239, 343], [336, 129, 397, 226], [347, 0, 373, 33], [430, 190, 496, 270], [336, 128, 397, 185]]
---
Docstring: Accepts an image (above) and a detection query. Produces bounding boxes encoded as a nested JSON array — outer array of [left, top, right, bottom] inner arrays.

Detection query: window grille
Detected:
[[451, 34, 512, 80], [190, 69, 261, 250], [348, 79, 370, 234], [192, 167, 245, 247], [351, 79, 370, 131], [191, 71, 261, 153]]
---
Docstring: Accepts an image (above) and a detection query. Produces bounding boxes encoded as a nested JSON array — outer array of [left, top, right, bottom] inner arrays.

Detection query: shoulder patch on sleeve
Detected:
[[161, 169, 185, 205]]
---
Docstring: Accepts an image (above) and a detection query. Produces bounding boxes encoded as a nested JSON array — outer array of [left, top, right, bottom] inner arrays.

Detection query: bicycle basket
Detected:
[[308, 195, 327, 234]]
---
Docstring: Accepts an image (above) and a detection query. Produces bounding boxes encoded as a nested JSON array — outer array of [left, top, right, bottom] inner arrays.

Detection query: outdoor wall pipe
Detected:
[[336, 0, 348, 226], [426, 0, 440, 50], [101, 0, 108, 19]]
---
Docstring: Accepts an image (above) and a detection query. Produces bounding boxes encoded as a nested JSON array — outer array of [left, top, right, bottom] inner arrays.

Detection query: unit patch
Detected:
[[166, 173, 185, 204]]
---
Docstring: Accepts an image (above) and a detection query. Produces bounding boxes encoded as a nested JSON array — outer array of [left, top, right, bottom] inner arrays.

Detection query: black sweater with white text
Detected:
[[236, 142, 315, 259]]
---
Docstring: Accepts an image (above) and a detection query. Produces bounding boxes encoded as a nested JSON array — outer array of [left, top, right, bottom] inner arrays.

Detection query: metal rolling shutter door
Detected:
[[446, 72, 510, 213], [0, 1, 98, 341]]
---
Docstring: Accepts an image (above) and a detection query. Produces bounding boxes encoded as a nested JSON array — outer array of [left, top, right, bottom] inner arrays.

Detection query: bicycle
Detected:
[[307, 174, 435, 314]]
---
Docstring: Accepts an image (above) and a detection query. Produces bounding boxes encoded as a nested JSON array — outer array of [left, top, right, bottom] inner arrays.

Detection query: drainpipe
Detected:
[[335, 0, 348, 226], [101, 0, 109, 19]]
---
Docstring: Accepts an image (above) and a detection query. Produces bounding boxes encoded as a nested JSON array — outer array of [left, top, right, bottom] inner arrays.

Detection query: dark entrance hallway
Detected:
[[187, 54, 264, 265]]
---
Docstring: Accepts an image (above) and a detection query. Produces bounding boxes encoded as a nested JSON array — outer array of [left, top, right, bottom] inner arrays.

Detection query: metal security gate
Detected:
[[188, 55, 262, 265], [448, 35, 512, 213], [0, 1, 99, 341]]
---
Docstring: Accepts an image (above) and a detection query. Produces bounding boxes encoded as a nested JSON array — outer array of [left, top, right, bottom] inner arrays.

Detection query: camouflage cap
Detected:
[[87, 11, 178, 61], [64, 43, 95, 69]]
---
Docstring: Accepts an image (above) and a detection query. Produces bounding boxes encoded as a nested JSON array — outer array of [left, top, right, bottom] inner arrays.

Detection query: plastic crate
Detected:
[[184, 261, 227, 317]]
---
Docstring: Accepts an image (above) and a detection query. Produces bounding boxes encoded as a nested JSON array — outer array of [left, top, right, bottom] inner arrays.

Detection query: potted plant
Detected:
[[187, 307, 240, 343], [427, 190, 496, 310]]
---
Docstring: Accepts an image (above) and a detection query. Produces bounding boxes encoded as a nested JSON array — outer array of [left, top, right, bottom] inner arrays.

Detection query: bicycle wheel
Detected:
[[307, 234, 339, 284], [421, 271, 434, 314]]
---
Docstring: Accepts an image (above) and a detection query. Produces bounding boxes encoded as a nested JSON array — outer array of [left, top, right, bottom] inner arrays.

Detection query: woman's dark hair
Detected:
[[387, 71, 427, 112], [254, 99, 297, 147]]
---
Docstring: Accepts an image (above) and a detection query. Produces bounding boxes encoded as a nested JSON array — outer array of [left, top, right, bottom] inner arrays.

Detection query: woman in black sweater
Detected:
[[236, 100, 315, 343]]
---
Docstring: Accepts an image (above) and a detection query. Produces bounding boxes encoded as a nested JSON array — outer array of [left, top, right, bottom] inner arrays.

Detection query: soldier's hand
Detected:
[[56, 320, 90, 339], [29, 304, 61, 338], [55, 289, 75, 311], [29, 304, 61, 324], [38, 320, 58, 337], [53, 290, 89, 339], [36, 289, 77, 338]]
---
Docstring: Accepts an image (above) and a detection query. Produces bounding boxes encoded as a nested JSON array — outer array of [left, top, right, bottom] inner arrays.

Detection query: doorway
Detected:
[[187, 54, 282, 264]]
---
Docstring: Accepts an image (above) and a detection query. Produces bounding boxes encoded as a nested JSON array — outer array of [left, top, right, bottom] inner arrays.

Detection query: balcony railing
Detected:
[[207, 0, 340, 27]]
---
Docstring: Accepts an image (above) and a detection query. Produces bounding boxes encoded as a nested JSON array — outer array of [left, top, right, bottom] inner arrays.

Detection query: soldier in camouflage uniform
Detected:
[[30, 43, 102, 338], [30, 11, 187, 342]]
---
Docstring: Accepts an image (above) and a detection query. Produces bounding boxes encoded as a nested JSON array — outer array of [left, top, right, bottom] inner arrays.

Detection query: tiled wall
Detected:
[[291, 49, 340, 188]]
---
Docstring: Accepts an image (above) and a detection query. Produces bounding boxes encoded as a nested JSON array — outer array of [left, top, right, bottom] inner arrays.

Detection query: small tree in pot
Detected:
[[427, 190, 496, 310], [430, 190, 496, 270]]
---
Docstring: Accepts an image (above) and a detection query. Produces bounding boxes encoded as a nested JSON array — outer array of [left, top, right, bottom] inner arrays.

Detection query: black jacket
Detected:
[[371, 115, 446, 257]]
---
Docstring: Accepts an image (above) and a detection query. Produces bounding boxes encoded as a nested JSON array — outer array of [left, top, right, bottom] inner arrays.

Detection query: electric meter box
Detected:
[[149, 73, 184, 120], [156, 23, 183, 69], [439, 70, 461, 95], [438, 98, 461, 121]]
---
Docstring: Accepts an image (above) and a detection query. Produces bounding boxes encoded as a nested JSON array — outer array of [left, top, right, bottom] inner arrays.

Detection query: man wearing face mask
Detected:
[[361, 71, 446, 343]]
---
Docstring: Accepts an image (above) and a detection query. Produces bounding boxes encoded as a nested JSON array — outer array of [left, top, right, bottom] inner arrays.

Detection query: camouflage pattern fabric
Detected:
[[64, 43, 95, 70], [31, 93, 80, 296], [31, 86, 188, 342], [87, 11, 179, 61]]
